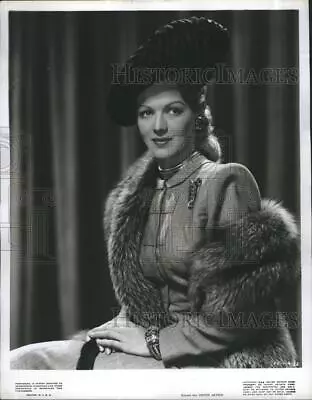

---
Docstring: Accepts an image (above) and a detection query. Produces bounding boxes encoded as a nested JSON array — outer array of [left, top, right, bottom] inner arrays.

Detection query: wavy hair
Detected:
[[178, 84, 222, 162]]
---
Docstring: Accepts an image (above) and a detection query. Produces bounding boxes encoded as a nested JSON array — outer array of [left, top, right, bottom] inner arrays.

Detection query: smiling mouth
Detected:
[[152, 138, 172, 145]]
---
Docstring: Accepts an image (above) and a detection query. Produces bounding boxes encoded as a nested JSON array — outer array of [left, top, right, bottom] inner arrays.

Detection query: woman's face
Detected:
[[137, 85, 196, 168]]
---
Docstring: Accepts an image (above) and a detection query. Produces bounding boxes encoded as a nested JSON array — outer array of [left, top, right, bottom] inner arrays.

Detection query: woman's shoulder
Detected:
[[214, 161, 256, 179], [200, 160, 259, 189]]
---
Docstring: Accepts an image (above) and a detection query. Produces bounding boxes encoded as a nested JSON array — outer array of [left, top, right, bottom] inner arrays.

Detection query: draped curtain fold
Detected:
[[9, 11, 300, 355]]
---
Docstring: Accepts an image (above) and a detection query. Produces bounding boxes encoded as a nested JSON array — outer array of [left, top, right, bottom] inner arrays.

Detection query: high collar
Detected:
[[157, 152, 212, 188]]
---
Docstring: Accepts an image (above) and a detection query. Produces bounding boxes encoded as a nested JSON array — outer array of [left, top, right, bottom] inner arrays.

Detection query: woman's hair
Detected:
[[178, 84, 222, 163]]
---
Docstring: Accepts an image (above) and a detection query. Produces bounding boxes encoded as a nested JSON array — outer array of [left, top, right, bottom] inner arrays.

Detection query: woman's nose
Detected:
[[153, 113, 168, 136]]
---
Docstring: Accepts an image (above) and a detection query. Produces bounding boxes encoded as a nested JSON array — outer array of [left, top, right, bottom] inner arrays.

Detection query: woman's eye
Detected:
[[168, 107, 183, 116], [138, 109, 153, 118]]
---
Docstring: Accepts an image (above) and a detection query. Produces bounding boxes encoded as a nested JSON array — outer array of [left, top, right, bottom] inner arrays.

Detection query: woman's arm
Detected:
[[158, 163, 298, 367]]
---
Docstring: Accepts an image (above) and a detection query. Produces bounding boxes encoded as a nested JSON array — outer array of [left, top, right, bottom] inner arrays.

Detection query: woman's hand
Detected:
[[86, 308, 149, 356], [87, 324, 151, 358], [86, 309, 131, 354]]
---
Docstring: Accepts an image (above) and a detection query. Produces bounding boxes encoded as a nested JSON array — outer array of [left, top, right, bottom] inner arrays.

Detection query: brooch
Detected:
[[188, 177, 202, 209]]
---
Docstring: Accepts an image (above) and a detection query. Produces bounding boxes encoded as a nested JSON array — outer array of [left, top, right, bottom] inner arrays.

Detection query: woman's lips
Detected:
[[152, 138, 172, 147]]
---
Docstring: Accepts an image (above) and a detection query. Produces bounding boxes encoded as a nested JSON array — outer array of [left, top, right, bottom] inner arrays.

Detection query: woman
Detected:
[[11, 16, 299, 370]]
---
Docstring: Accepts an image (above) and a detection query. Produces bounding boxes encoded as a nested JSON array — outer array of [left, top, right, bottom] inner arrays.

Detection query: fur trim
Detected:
[[188, 199, 300, 314], [104, 152, 174, 328], [185, 199, 300, 367], [219, 323, 297, 368]]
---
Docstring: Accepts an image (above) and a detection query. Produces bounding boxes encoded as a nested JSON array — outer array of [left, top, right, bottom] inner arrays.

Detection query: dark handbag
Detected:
[[76, 338, 100, 370]]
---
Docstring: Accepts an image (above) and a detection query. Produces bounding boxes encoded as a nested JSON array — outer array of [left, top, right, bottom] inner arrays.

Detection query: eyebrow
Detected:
[[138, 100, 186, 108]]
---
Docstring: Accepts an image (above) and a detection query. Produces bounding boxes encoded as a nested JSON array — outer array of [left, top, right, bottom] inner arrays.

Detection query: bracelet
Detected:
[[144, 326, 162, 361]]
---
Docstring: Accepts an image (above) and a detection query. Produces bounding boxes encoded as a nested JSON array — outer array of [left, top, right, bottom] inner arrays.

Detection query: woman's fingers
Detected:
[[97, 344, 112, 354], [98, 345, 113, 354], [102, 347, 116, 354], [87, 317, 136, 337], [96, 339, 124, 352], [98, 344, 105, 352], [89, 328, 122, 341], [88, 326, 108, 335]]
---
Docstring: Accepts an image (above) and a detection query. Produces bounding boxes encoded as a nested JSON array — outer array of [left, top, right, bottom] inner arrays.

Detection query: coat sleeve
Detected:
[[158, 163, 262, 367]]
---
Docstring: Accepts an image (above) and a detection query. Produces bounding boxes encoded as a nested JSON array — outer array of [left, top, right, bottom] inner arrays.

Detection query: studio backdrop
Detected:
[[9, 10, 300, 356]]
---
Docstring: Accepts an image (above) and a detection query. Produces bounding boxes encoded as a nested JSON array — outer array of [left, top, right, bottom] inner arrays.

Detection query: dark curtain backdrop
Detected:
[[9, 10, 300, 356]]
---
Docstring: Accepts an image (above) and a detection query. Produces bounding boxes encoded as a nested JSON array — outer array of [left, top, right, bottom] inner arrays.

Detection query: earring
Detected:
[[195, 114, 209, 131]]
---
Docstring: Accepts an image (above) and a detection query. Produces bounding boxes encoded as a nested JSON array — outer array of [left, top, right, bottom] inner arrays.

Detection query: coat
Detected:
[[103, 150, 300, 368]]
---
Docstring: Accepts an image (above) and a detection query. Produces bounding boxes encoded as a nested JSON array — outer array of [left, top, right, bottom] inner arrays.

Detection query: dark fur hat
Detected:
[[106, 16, 230, 126]]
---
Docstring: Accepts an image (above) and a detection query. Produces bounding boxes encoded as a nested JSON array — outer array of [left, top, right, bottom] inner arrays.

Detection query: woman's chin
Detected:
[[151, 148, 176, 161]]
